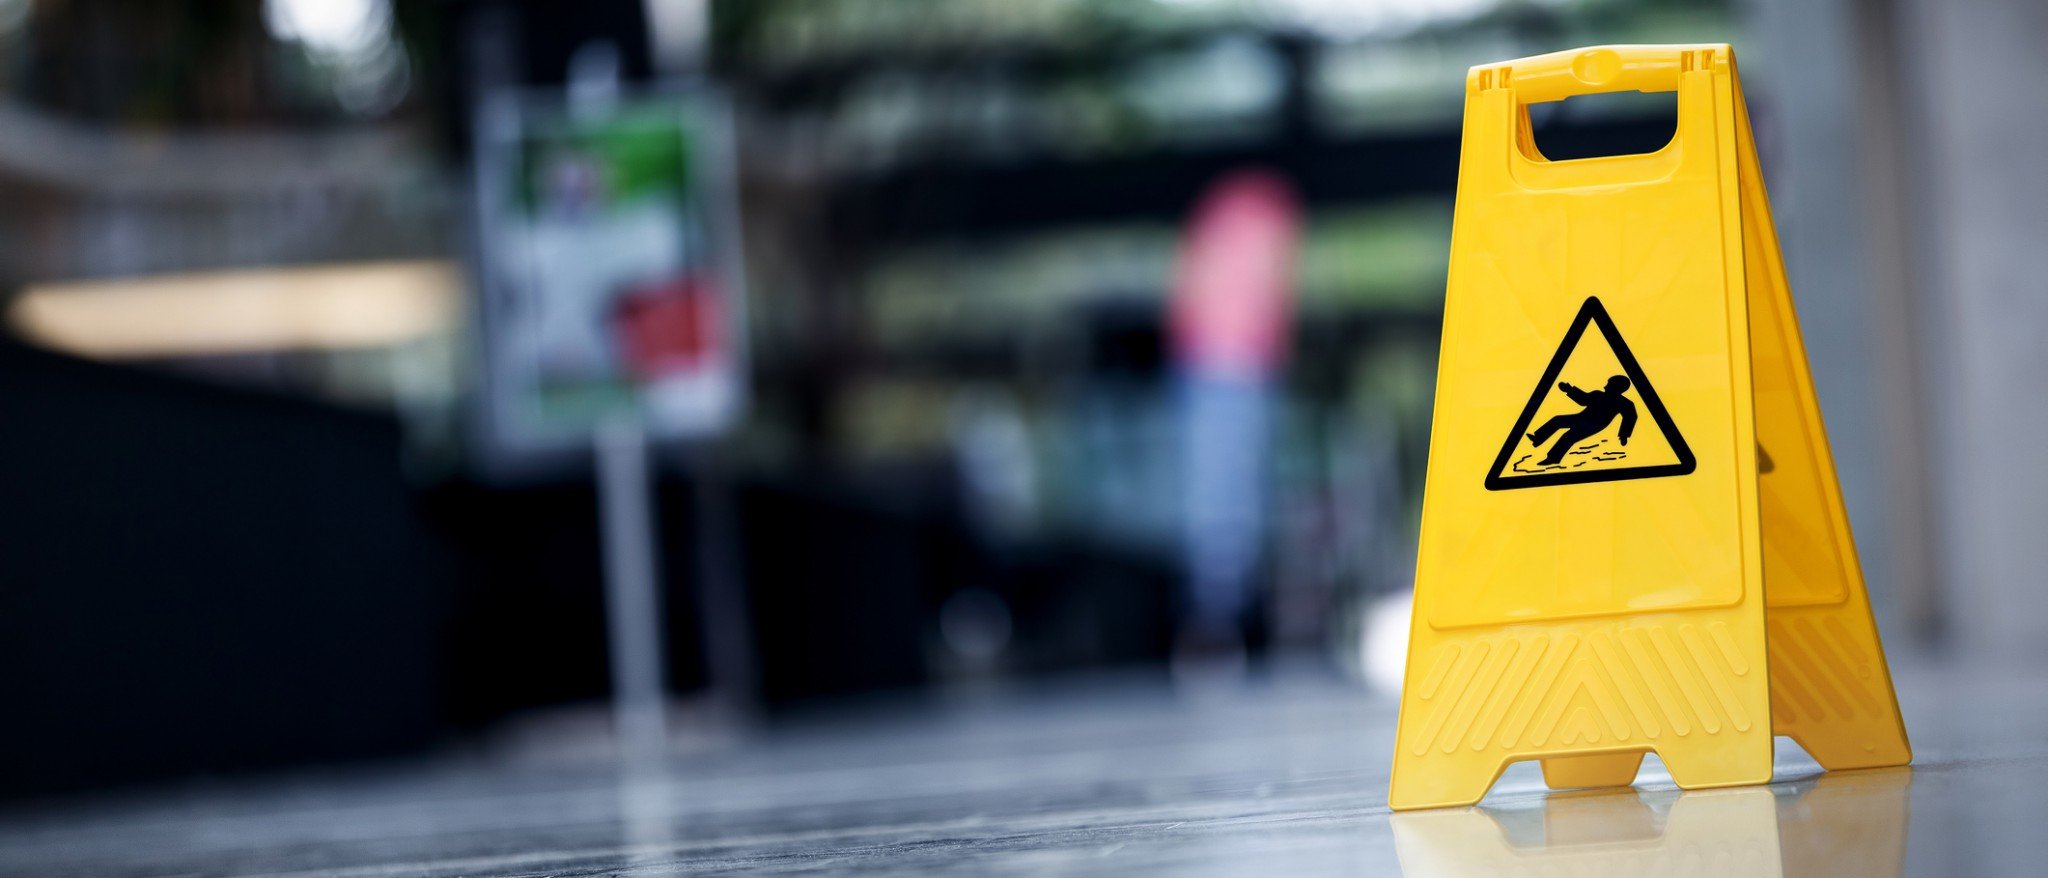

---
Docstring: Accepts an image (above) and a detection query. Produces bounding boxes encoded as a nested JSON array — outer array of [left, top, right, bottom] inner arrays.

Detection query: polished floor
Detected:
[[1, 660, 2043, 876]]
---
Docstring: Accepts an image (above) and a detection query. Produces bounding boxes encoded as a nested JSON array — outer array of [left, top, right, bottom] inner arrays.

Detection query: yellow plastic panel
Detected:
[[1389, 44, 1907, 811]]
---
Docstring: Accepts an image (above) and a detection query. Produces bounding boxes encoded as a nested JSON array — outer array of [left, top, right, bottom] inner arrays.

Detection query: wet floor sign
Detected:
[[1390, 44, 1910, 811]]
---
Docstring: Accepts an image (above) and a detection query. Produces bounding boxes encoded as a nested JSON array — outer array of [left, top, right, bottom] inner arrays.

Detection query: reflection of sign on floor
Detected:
[[1392, 769, 1916, 875], [1486, 297, 1694, 490], [1392, 769, 1913, 878], [1393, 786, 1784, 878]]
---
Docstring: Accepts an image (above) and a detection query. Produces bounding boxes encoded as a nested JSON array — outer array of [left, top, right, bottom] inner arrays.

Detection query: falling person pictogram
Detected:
[[1483, 296, 1694, 491], [1528, 375, 1637, 465]]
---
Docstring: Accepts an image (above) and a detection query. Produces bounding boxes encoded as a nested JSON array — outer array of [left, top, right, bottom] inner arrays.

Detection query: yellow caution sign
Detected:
[[1390, 44, 1910, 811]]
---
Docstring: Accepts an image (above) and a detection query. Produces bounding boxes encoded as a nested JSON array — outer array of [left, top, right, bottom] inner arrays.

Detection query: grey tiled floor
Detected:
[[0, 661, 2041, 876]]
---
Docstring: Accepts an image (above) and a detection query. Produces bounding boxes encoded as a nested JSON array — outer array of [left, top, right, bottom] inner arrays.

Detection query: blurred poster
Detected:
[[474, 87, 744, 467]]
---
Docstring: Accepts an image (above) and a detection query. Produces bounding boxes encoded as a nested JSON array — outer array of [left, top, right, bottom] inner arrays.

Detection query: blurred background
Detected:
[[0, 0, 2039, 801]]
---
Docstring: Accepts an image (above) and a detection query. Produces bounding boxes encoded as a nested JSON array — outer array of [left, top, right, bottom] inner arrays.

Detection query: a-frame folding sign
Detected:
[[1390, 45, 1910, 811]]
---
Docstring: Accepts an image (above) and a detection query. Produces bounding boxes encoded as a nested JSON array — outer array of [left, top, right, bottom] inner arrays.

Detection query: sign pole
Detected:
[[596, 417, 669, 767]]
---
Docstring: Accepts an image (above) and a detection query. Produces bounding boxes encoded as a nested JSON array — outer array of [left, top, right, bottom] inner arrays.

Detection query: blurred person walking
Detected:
[[1168, 171, 1301, 678]]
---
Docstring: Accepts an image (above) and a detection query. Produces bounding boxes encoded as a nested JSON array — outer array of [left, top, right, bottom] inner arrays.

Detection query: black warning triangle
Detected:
[[1484, 297, 1695, 491]]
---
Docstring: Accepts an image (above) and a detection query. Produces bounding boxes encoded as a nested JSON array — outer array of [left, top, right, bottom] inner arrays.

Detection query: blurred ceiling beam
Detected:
[[0, 99, 424, 197]]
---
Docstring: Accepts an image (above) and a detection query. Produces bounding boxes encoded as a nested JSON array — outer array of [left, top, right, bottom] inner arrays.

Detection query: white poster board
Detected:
[[473, 85, 746, 472]]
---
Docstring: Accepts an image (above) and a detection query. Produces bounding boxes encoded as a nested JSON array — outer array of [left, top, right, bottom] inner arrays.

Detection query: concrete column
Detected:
[[1894, 0, 2048, 659]]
